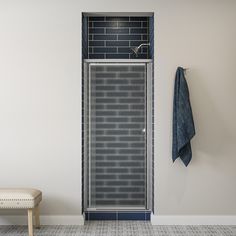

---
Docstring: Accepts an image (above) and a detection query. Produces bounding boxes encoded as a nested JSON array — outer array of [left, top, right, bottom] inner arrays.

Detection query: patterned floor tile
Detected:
[[0, 222, 235, 236]]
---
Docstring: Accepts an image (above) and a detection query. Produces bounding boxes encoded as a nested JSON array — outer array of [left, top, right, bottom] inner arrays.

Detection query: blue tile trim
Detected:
[[118, 212, 146, 220], [146, 212, 151, 221], [85, 211, 151, 221], [85, 212, 117, 220]]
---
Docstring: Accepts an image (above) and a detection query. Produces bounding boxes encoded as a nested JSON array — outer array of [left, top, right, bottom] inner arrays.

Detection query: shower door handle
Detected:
[[142, 128, 146, 134]]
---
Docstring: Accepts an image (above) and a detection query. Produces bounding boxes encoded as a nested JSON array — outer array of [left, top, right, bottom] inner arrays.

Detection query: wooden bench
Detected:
[[0, 188, 42, 236]]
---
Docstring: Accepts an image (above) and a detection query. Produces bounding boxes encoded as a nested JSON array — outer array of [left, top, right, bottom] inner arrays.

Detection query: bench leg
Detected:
[[34, 205, 40, 229], [28, 209, 34, 236]]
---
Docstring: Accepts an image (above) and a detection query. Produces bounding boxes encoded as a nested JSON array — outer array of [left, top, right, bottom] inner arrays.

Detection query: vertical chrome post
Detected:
[[83, 62, 88, 211], [146, 62, 153, 210], [88, 63, 92, 208]]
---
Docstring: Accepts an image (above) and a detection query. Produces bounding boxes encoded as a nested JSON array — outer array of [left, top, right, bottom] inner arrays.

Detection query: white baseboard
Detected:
[[2, 214, 236, 226], [0, 215, 84, 225], [151, 214, 236, 225]]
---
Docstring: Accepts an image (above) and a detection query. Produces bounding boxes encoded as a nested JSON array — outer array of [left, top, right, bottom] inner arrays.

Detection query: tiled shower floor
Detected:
[[0, 221, 236, 236]]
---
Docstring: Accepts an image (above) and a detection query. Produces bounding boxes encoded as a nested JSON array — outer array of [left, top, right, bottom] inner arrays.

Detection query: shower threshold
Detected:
[[86, 207, 149, 212]]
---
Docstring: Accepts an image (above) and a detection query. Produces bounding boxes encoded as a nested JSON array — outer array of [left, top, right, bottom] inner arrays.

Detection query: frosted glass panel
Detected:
[[88, 64, 146, 208]]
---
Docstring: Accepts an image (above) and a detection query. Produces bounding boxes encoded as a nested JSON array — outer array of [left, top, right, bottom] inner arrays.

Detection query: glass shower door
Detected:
[[86, 63, 147, 209]]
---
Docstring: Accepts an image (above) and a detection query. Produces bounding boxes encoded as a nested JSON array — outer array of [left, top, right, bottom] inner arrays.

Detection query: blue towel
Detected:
[[172, 67, 195, 166]]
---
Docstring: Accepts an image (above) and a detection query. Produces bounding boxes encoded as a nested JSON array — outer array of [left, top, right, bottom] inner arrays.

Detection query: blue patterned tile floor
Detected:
[[0, 221, 236, 236]]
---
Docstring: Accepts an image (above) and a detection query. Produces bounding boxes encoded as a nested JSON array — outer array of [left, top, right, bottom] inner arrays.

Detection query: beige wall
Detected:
[[154, 0, 236, 215], [0, 0, 235, 217]]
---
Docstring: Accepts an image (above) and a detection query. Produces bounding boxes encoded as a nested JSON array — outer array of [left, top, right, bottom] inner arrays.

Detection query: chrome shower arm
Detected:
[[131, 43, 150, 57]]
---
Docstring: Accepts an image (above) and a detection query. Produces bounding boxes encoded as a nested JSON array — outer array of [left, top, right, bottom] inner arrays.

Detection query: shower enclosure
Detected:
[[84, 59, 152, 211]]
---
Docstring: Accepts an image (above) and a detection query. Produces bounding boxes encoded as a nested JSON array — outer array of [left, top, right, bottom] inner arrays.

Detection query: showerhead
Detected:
[[131, 47, 139, 55], [131, 43, 150, 57]]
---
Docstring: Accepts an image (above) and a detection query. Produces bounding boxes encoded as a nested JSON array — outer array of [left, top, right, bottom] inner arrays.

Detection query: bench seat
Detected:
[[0, 188, 42, 209], [0, 188, 42, 236]]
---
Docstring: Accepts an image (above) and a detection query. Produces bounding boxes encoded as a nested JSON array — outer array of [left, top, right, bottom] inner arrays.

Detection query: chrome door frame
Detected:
[[83, 59, 153, 211]]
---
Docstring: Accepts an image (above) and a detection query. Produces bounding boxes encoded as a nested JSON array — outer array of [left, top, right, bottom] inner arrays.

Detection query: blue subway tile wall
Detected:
[[82, 14, 154, 215], [88, 17, 150, 59]]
